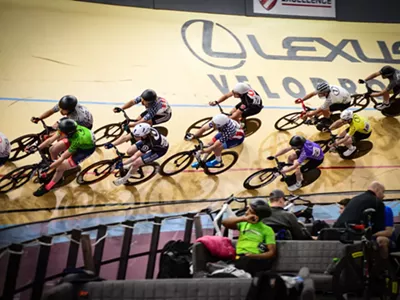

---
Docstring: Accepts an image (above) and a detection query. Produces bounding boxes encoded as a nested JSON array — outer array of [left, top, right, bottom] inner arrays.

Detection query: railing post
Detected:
[[146, 216, 162, 279], [183, 213, 195, 244], [66, 229, 81, 269], [194, 215, 203, 239], [81, 234, 95, 272], [117, 221, 134, 280], [30, 235, 53, 300], [2, 244, 23, 300], [93, 225, 107, 276]]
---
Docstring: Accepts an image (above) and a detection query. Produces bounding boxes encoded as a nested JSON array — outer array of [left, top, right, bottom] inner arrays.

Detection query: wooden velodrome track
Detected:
[[1, 0, 400, 225]]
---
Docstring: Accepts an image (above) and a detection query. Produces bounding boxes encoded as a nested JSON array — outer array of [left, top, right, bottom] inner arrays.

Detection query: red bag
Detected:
[[196, 236, 236, 260]]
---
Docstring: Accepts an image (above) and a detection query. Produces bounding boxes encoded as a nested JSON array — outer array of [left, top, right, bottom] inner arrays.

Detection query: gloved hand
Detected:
[[184, 133, 194, 141], [113, 107, 122, 113], [295, 98, 303, 104], [104, 142, 114, 149], [358, 79, 365, 84], [31, 117, 40, 124]]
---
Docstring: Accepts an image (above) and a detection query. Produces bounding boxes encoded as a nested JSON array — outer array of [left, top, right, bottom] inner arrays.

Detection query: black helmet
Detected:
[[58, 118, 77, 136], [250, 199, 272, 220], [380, 66, 396, 79], [141, 89, 157, 103], [59, 95, 78, 112], [289, 135, 306, 149]]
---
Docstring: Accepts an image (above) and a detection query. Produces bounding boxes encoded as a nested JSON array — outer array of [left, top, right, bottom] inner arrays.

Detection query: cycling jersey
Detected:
[[134, 96, 171, 122], [348, 114, 371, 136], [297, 140, 324, 164], [0, 132, 10, 158], [236, 221, 275, 255], [386, 69, 400, 94], [134, 129, 169, 153], [320, 85, 351, 110], [239, 89, 263, 108], [65, 125, 96, 153], [208, 119, 240, 144], [53, 104, 94, 129]]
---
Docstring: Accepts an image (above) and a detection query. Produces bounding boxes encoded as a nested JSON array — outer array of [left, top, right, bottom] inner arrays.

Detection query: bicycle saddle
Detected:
[[363, 208, 376, 216]]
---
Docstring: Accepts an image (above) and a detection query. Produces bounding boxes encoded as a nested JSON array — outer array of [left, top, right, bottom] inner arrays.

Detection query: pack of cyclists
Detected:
[[1, 65, 398, 195]]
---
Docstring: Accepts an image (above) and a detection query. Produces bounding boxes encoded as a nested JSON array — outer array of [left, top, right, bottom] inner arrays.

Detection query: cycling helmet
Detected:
[[141, 89, 157, 103], [316, 82, 331, 94], [380, 65, 396, 79], [289, 135, 306, 149], [212, 114, 230, 128], [133, 123, 151, 137], [340, 109, 353, 121], [58, 118, 77, 136], [232, 82, 250, 95], [59, 95, 78, 112], [250, 199, 272, 220]]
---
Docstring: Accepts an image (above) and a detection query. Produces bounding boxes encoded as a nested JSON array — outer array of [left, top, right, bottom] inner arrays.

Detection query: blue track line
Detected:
[[0, 97, 375, 111]]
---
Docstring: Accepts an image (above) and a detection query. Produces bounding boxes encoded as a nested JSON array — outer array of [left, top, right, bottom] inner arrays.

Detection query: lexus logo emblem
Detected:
[[181, 19, 246, 70]]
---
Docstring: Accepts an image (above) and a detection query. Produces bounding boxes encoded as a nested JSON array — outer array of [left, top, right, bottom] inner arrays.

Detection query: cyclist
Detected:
[[362, 65, 400, 110], [298, 81, 351, 125], [328, 109, 372, 157], [29, 118, 96, 197], [104, 123, 169, 186], [209, 82, 263, 124], [273, 136, 324, 192], [187, 114, 244, 168], [113, 89, 172, 128], [0, 132, 10, 167], [31, 95, 94, 129]]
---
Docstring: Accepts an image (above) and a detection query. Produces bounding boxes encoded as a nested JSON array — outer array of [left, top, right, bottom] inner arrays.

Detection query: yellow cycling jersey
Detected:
[[348, 114, 371, 136]]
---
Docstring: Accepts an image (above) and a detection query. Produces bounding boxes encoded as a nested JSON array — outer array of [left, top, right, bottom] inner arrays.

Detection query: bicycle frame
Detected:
[[114, 107, 139, 135]]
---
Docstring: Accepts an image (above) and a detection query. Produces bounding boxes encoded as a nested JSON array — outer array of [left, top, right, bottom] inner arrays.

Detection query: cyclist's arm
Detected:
[[307, 107, 324, 117], [193, 123, 212, 138], [364, 71, 381, 82], [38, 133, 58, 150], [49, 150, 72, 170], [112, 133, 132, 147], [274, 147, 292, 157], [280, 159, 300, 174], [38, 108, 56, 120], [222, 216, 247, 229], [246, 244, 276, 259], [329, 119, 345, 130], [373, 226, 394, 238], [300, 91, 317, 102], [216, 91, 233, 104], [335, 131, 351, 146], [121, 99, 137, 110], [370, 88, 388, 98], [203, 140, 222, 153]]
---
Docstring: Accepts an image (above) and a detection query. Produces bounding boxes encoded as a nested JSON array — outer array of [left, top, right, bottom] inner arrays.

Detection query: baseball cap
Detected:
[[269, 189, 285, 199]]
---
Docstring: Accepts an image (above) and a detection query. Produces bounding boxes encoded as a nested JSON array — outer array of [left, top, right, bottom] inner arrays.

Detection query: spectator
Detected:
[[338, 198, 351, 214], [263, 189, 312, 240], [333, 181, 386, 234], [373, 205, 395, 259], [222, 199, 276, 276]]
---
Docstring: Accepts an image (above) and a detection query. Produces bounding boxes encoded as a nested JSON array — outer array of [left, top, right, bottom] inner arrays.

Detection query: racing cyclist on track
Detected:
[[361, 65, 400, 110], [28, 118, 96, 197], [328, 109, 372, 157], [0, 132, 10, 167], [272, 136, 324, 192], [113, 89, 172, 128], [31, 95, 94, 130], [104, 123, 169, 186], [209, 82, 263, 124], [186, 114, 245, 168], [297, 81, 351, 129]]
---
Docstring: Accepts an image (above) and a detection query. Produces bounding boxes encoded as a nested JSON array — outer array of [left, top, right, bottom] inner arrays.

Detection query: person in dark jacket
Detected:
[[263, 189, 312, 240], [333, 181, 386, 234]]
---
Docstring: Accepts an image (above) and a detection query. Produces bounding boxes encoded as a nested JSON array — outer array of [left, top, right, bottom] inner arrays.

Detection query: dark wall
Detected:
[[77, 0, 400, 23]]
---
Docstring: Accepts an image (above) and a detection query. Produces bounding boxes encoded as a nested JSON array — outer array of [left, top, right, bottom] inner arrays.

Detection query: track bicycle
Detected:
[[284, 195, 314, 224], [185, 102, 261, 138], [243, 156, 321, 190], [9, 119, 55, 162], [76, 144, 159, 186], [0, 146, 79, 194], [314, 129, 373, 159], [93, 107, 169, 147], [159, 136, 239, 176]]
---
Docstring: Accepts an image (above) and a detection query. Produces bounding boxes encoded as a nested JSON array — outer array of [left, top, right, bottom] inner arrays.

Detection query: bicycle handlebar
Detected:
[[110, 143, 125, 158], [213, 102, 231, 116], [358, 79, 379, 94], [114, 107, 138, 123]]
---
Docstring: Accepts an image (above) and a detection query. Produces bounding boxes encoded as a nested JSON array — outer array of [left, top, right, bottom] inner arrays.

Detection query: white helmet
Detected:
[[212, 114, 230, 128], [340, 109, 353, 121], [232, 82, 250, 95], [133, 123, 151, 137]]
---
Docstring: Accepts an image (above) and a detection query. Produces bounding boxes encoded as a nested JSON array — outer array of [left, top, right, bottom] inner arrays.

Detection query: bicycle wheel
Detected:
[[274, 112, 305, 131], [76, 159, 115, 185], [314, 139, 331, 154], [203, 151, 239, 175], [243, 168, 278, 190], [124, 163, 159, 186], [9, 134, 40, 161], [94, 123, 123, 147], [0, 164, 37, 193], [186, 117, 215, 138], [244, 118, 262, 137], [351, 94, 370, 112], [154, 126, 169, 137], [159, 151, 194, 176]]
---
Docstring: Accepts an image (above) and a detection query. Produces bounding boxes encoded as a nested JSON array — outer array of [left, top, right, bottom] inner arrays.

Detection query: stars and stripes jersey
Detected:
[[209, 119, 242, 144], [134, 96, 171, 121]]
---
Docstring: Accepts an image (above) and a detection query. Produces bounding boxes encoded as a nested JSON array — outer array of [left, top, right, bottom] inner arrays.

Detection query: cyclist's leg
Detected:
[[0, 155, 9, 167], [206, 130, 244, 167], [49, 138, 69, 160], [191, 133, 220, 168], [151, 111, 172, 126]]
